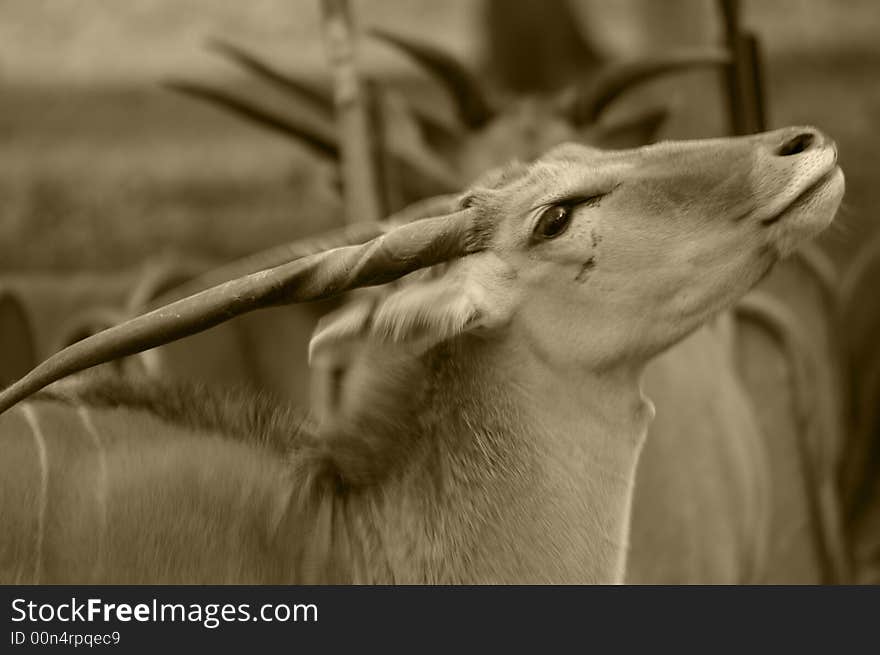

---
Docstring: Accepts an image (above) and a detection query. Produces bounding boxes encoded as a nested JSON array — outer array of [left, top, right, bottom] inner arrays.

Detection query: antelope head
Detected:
[[312, 127, 844, 374], [0, 128, 843, 414]]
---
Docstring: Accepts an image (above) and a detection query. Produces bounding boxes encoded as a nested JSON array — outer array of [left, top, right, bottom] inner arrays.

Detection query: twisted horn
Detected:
[[0, 210, 483, 413], [207, 37, 335, 117], [567, 49, 731, 125], [370, 28, 496, 129], [164, 80, 339, 157]]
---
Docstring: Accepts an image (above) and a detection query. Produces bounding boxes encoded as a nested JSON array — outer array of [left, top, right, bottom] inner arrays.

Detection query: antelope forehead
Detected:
[[463, 155, 634, 237], [541, 141, 605, 162], [467, 160, 532, 192]]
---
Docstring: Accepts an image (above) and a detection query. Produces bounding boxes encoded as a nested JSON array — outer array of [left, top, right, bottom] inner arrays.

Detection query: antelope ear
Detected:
[[309, 296, 378, 365], [310, 253, 517, 358]]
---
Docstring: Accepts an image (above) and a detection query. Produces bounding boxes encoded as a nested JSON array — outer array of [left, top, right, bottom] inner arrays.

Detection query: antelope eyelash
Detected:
[[533, 183, 622, 214]]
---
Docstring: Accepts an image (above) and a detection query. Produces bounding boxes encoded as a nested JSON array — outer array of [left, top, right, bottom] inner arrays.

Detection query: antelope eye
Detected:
[[533, 204, 573, 240]]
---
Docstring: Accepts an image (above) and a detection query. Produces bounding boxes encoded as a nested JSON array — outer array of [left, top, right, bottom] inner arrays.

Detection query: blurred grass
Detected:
[[0, 82, 344, 271]]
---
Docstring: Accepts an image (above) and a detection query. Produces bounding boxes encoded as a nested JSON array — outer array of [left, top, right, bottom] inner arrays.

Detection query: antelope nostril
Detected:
[[776, 132, 815, 157]]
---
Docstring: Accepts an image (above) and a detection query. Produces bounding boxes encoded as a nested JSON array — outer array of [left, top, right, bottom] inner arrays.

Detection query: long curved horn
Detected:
[[206, 37, 335, 117], [369, 28, 496, 129], [164, 80, 339, 157], [0, 209, 483, 413], [567, 49, 731, 125]]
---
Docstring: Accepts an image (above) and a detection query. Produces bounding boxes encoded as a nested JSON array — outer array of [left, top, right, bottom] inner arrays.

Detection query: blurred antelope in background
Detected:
[[167, 29, 729, 209], [0, 127, 843, 583]]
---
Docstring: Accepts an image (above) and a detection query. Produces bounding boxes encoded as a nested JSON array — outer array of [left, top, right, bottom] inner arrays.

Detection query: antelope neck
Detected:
[[370, 335, 654, 583]]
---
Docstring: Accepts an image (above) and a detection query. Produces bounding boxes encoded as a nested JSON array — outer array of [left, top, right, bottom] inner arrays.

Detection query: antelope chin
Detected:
[[766, 165, 845, 257]]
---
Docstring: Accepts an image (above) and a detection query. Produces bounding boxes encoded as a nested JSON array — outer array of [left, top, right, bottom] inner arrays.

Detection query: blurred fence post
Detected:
[[718, 0, 768, 134], [319, 0, 383, 224]]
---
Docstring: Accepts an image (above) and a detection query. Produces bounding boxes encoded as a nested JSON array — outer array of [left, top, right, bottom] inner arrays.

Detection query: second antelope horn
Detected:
[[164, 80, 339, 158], [568, 49, 731, 125], [370, 28, 496, 129], [0, 209, 483, 414], [206, 37, 335, 117], [127, 256, 212, 312]]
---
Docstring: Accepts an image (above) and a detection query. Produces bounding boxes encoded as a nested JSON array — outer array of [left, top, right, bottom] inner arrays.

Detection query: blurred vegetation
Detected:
[[0, 82, 343, 270]]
